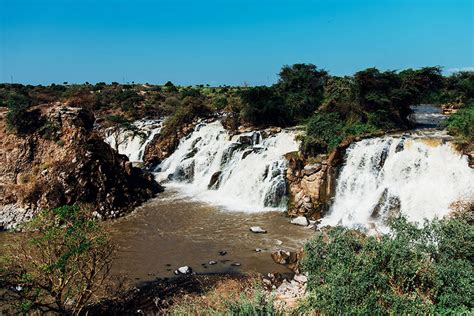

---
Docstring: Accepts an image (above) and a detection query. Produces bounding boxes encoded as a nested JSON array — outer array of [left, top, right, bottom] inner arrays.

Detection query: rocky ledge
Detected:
[[0, 105, 162, 230]]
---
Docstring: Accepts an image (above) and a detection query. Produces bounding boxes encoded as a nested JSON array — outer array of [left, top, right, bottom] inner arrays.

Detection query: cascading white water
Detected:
[[105, 119, 163, 162], [155, 121, 299, 212], [323, 135, 474, 230]]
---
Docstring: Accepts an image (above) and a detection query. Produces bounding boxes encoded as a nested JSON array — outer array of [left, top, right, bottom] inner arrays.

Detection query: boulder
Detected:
[[293, 274, 308, 284], [271, 249, 299, 265], [291, 216, 309, 226], [174, 266, 192, 275], [250, 226, 267, 233]]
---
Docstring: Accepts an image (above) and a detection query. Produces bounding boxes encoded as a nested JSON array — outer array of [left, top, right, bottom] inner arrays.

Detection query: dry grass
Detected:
[[166, 274, 272, 315]]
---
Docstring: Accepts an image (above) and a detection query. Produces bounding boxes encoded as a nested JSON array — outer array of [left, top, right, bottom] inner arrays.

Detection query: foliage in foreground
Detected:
[[0, 205, 115, 315], [299, 214, 474, 315]]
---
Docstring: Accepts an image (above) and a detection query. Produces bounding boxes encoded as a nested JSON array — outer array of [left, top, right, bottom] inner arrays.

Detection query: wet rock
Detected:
[[184, 147, 198, 160], [250, 226, 267, 233], [241, 149, 253, 160], [263, 179, 287, 207], [208, 171, 222, 189], [291, 216, 309, 226], [395, 138, 405, 153], [238, 135, 253, 146], [252, 146, 264, 154], [221, 143, 242, 166], [208, 260, 217, 265], [219, 250, 227, 256]]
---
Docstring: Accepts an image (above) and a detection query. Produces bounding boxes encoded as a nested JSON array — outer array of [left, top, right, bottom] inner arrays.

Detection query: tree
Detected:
[[354, 68, 412, 127], [276, 63, 328, 121], [1, 205, 115, 314], [240, 86, 290, 126]]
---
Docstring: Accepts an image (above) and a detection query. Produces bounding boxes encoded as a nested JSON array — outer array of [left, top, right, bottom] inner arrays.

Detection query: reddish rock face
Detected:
[[0, 106, 162, 227]]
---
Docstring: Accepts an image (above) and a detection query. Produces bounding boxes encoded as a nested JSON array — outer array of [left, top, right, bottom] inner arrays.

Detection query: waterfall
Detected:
[[322, 135, 474, 230], [105, 119, 163, 162], [155, 121, 299, 212]]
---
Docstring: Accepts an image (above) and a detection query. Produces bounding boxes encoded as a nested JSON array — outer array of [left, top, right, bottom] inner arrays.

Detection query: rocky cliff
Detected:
[[0, 105, 162, 230], [143, 122, 197, 168], [285, 138, 356, 219]]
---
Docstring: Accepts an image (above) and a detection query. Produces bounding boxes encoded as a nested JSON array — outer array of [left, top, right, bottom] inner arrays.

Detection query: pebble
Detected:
[[231, 262, 241, 267], [174, 266, 192, 275], [250, 226, 267, 233], [208, 260, 218, 265], [219, 250, 227, 256], [255, 248, 262, 252]]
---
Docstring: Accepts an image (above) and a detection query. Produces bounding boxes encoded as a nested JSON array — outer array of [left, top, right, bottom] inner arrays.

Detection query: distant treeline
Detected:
[[1, 65, 473, 155]]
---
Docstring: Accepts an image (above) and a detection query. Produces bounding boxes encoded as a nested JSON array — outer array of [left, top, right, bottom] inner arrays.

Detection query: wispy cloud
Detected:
[[446, 66, 474, 74]]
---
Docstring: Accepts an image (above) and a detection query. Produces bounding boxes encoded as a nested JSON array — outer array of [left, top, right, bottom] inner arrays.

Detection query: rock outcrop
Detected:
[[0, 106, 162, 230], [143, 122, 197, 168], [286, 138, 353, 219]]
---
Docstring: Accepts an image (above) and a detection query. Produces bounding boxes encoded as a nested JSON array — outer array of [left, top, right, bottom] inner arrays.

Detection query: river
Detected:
[[109, 189, 313, 282]]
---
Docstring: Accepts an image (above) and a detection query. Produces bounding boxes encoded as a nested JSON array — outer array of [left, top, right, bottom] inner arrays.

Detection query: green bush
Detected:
[[299, 215, 473, 315], [444, 102, 474, 142], [302, 112, 344, 154], [1, 205, 115, 314], [301, 112, 378, 156]]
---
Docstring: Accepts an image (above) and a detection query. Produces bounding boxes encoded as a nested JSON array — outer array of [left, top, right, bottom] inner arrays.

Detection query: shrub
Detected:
[[212, 95, 228, 111], [444, 102, 474, 142], [299, 215, 473, 315], [159, 96, 212, 139], [0, 205, 115, 314], [5, 93, 45, 135]]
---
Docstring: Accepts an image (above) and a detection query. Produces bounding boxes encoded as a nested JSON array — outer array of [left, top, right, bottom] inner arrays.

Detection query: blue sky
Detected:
[[1, 0, 472, 85]]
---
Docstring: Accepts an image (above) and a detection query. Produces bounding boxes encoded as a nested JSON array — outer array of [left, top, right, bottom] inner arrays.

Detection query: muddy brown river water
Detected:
[[108, 189, 314, 282]]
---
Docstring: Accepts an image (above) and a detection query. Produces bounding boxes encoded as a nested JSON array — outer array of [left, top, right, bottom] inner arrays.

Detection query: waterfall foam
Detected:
[[322, 136, 474, 230], [105, 119, 163, 162], [155, 121, 299, 212]]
